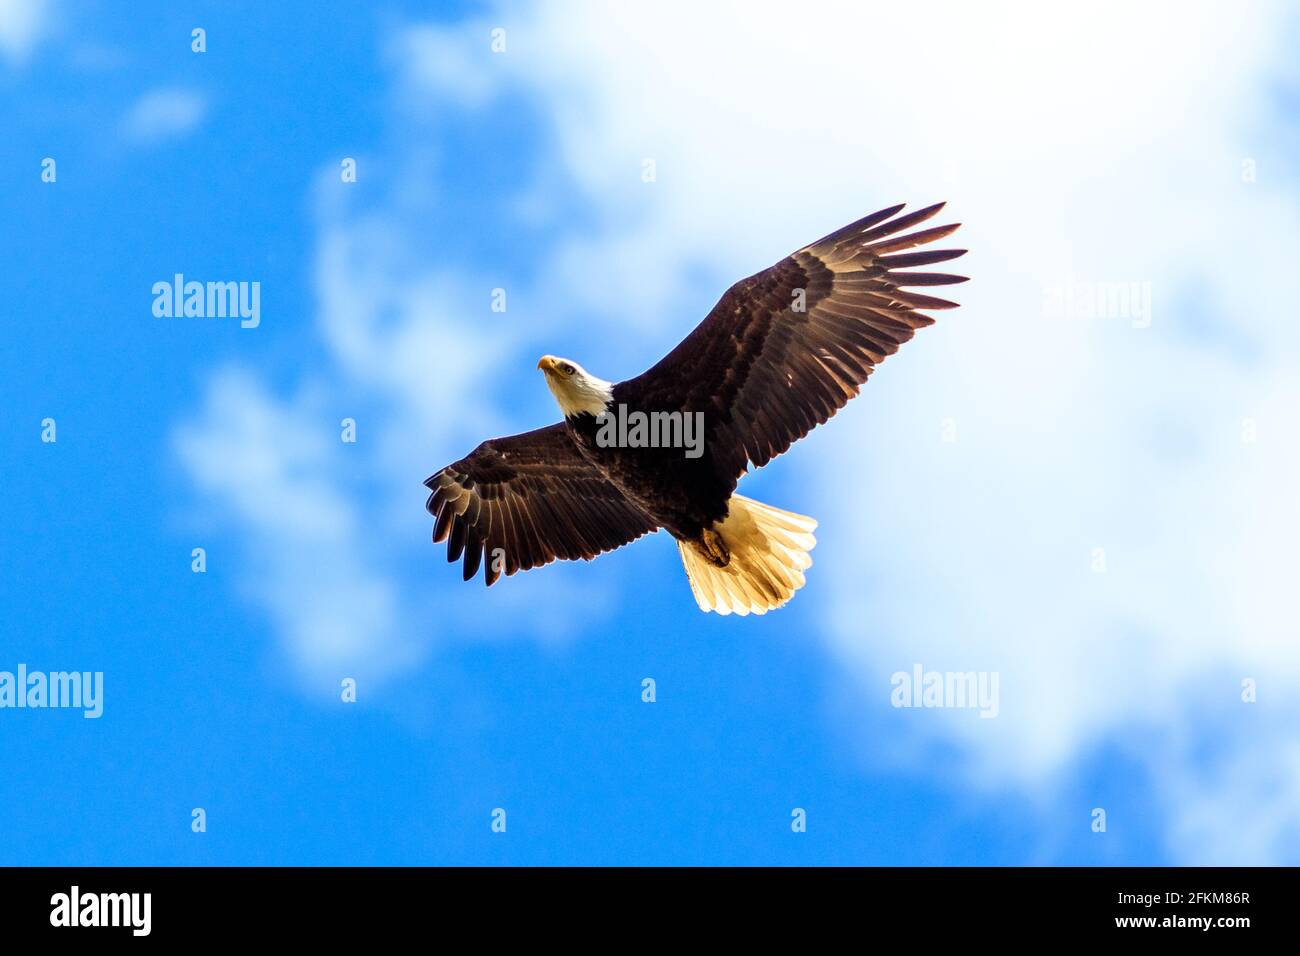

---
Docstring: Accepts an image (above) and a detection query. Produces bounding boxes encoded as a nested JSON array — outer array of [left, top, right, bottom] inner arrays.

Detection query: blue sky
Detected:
[[3, 0, 1299, 865]]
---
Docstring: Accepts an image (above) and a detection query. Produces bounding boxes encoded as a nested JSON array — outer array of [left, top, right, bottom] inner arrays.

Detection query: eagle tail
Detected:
[[678, 495, 817, 615]]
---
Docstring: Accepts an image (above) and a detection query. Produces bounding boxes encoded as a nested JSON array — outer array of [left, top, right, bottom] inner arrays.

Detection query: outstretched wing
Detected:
[[618, 202, 967, 483], [425, 422, 658, 585]]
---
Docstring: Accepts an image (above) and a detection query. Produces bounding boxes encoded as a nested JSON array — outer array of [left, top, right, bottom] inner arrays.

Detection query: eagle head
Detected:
[[537, 355, 614, 418]]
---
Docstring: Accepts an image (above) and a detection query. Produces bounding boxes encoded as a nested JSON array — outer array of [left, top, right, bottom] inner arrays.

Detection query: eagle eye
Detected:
[[560, 363, 576, 376]]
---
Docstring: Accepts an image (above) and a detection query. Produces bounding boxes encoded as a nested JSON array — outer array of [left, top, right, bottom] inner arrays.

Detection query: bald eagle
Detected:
[[425, 202, 966, 614]]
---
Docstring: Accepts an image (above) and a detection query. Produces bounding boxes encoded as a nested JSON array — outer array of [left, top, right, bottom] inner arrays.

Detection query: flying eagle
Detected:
[[425, 202, 966, 615]]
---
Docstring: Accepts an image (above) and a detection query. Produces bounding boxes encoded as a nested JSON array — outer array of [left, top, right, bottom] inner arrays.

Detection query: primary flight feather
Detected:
[[425, 202, 967, 614]]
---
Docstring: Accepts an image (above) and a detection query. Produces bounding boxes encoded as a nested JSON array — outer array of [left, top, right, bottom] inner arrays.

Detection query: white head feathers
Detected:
[[537, 355, 614, 418]]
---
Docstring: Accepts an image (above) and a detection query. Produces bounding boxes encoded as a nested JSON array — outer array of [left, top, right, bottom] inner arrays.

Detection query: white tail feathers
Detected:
[[677, 494, 818, 615]]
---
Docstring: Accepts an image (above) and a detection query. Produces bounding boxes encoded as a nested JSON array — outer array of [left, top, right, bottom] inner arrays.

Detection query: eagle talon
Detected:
[[696, 528, 730, 567]]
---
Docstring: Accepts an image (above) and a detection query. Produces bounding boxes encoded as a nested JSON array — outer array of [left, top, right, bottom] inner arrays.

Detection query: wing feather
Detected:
[[620, 202, 967, 479], [425, 422, 658, 584]]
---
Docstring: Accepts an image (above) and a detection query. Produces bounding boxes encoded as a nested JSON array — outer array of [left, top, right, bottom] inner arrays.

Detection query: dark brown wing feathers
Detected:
[[620, 202, 966, 478], [425, 422, 657, 585]]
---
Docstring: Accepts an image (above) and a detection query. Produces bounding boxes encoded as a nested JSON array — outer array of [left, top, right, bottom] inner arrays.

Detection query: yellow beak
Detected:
[[537, 355, 559, 373]]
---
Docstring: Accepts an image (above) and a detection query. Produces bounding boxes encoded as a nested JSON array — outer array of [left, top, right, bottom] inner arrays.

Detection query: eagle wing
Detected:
[[619, 202, 967, 483], [425, 422, 658, 585]]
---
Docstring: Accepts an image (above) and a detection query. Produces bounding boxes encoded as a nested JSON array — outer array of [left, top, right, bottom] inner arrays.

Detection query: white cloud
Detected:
[[392, 21, 503, 108], [398, 0, 1300, 861], [174, 369, 417, 687], [0, 0, 54, 64], [121, 87, 207, 145]]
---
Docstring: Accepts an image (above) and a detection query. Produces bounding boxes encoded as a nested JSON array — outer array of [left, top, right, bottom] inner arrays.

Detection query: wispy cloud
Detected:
[[0, 0, 55, 64], [392, 21, 503, 108], [174, 368, 415, 686], [121, 87, 207, 145]]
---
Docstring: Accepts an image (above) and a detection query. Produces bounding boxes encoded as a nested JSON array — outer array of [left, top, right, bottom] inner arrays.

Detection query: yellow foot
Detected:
[[698, 528, 730, 567]]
